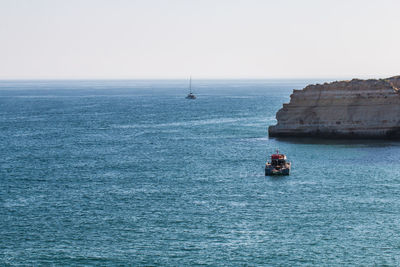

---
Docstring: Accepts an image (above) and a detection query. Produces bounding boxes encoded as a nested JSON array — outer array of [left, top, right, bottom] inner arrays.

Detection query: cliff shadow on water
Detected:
[[269, 136, 400, 147]]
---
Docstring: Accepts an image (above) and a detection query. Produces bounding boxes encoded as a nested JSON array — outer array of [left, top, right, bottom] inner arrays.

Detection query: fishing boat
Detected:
[[185, 77, 196, 99], [265, 150, 291, 176]]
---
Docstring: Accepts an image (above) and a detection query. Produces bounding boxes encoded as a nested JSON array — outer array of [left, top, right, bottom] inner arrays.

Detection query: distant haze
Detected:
[[1, 0, 400, 79]]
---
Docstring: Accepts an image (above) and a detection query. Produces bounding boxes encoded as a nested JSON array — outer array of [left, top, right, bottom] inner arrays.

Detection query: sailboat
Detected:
[[185, 77, 196, 99]]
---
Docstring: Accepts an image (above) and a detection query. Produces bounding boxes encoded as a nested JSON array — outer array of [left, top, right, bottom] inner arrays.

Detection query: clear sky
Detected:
[[1, 0, 400, 79]]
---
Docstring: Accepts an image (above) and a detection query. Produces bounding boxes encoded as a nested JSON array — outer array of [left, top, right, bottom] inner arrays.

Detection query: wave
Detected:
[[112, 116, 268, 129]]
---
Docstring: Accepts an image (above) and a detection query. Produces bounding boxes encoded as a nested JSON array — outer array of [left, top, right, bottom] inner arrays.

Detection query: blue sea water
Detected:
[[1, 79, 400, 266]]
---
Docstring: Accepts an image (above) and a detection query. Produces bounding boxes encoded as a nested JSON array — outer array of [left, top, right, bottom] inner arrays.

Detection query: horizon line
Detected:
[[0, 75, 385, 81]]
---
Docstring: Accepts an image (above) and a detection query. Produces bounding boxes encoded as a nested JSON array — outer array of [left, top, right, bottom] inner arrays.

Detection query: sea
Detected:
[[1, 79, 400, 266]]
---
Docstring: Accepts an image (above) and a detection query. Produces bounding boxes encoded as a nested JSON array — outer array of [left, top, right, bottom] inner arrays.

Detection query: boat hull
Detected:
[[265, 166, 290, 176]]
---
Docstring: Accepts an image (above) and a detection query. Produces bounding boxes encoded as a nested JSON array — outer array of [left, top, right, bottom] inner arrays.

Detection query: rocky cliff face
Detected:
[[269, 76, 400, 138]]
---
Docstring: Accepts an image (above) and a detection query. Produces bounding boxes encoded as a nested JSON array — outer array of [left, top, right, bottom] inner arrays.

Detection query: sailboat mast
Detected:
[[185, 76, 196, 99]]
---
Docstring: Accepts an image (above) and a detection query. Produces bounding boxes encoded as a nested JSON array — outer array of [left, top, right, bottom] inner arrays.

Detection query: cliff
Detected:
[[268, 76, 400, 138]]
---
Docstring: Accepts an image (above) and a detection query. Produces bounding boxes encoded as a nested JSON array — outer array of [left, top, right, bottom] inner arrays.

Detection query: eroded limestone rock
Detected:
[[269, 76, 400, 138]]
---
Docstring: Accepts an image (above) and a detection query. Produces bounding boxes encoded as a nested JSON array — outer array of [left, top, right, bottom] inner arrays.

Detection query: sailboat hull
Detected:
[[186, 94, 196, 99]]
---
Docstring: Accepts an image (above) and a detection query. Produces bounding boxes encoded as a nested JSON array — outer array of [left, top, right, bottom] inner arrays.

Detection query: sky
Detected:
[[1, 0, 400, 79]]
